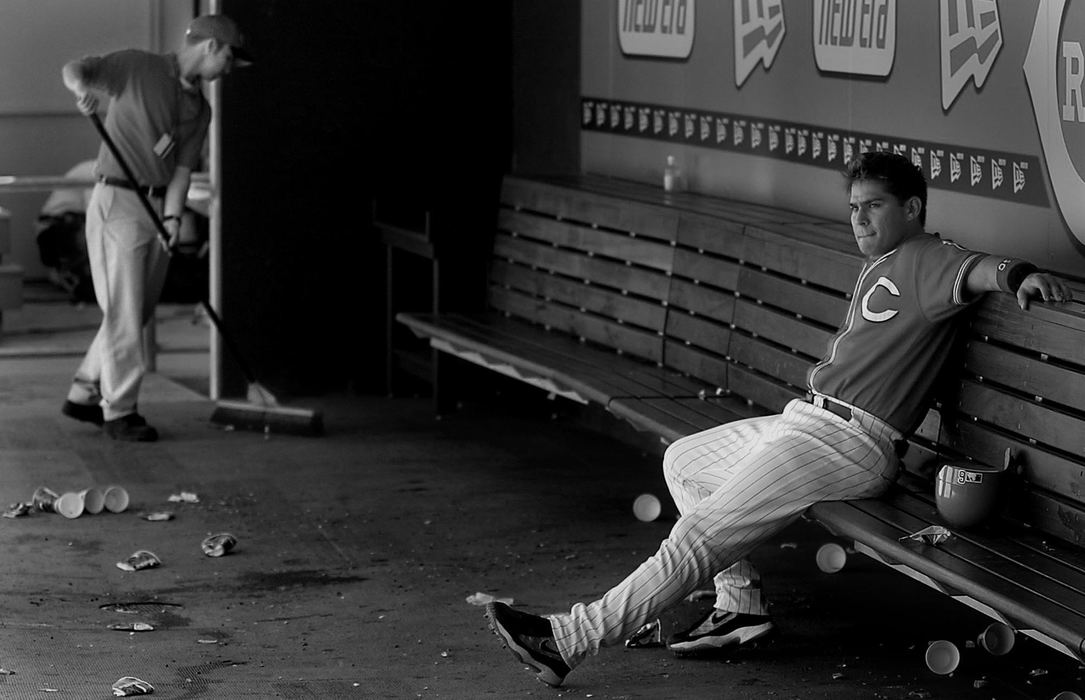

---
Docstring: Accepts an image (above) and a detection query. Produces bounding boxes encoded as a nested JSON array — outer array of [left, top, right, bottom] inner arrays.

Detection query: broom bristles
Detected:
[[210, 400, 324, 437]]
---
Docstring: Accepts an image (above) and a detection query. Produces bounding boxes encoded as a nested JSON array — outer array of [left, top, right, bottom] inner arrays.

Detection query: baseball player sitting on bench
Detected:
[[484, 151, 1075, 688]]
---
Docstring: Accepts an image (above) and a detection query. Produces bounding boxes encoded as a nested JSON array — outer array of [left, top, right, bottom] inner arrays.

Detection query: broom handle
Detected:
[[88, 111, 261, 386], [89, 112, 173, 251]]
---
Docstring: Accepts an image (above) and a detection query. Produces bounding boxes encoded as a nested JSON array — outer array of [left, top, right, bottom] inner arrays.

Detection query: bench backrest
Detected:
[[933, 294, 1085, 546], [666, 216, 859, 412], [491, 177, 678, 364]]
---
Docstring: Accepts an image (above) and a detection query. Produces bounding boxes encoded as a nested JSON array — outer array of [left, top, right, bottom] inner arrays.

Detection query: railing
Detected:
[[0, 172, 211, 194]]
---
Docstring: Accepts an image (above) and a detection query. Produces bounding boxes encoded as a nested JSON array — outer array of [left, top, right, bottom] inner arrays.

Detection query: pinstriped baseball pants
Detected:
[[548, 398, 901, 668]]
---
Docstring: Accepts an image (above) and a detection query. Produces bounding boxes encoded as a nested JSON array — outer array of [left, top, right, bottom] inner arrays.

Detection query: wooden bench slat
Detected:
[[728, 365, 805, 413], [663, 341, 730, 390], [956, 379, 1085, 458], [663, 313, 731, 353], [667, 278, 737, 322], [491, 288, 664, 363], [737, 267, 849, 329], [675, 215, 745, 258], [493, 236, 673, 300], [939, 412, 1085, 508], [963, 339, 1085, 413], [399, 311, 706, 402], [732, 299, 833, 359], [499, 210, 675, 271], [434, 313, 703, 399], [884, 488, 1085, 597], [671, 249, 740, 292], [490, 263, 667, 331], [742, 225, 863, 294], [808, 499, 1085, 660], [728, 335, 812, 389], [608, 396, 761, 445], [503, 176, 681, 240], [972, 295, 1085, 364]]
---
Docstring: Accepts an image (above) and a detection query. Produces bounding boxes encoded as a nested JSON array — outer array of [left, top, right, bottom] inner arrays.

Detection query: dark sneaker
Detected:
[[62, 400, 104, 426], [103, 413, 158, 442], [667, 610, 774, 656], [485, 602, 571, 687]]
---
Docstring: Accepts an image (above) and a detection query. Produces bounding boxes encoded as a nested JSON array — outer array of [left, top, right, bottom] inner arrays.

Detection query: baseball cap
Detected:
[[186, 14, 253, 65]]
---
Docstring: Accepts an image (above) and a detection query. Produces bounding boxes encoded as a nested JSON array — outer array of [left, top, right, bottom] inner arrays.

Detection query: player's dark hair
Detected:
[[844, 151, 928, 226]]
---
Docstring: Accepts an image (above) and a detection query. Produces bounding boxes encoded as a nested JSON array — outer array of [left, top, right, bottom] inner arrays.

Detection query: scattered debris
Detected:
[[831, 671, 846, 680], [1028, 668, 1048, 678], [778, 542, 798, 549], [197, 638, 218, 645], [112, 676, 154, 696], [32, 486, 59, 513], [899, 526, 952, 546], [141, 511, 174, 522], [116, 550, 161, 572], [108, 622, 154, 632], [167, 492, 199, 504], [2, 502, 31, 518], [465, 591, 514, 607], [0, 668, 14, 675], [625, 619, 663, 648], [201, 533, 237, 558]]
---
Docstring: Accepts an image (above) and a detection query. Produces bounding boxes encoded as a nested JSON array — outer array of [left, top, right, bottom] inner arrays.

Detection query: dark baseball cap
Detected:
[[186, 14, 253, 65]]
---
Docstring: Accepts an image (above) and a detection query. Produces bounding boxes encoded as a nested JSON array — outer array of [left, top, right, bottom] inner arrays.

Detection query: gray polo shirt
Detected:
[[79, 49, 210, 187]]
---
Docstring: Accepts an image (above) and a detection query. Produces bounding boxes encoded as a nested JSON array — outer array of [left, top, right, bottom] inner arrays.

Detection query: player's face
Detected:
[[849, 179, 915, 258]]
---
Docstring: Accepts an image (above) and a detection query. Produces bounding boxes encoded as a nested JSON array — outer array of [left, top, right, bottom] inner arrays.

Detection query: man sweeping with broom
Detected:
[[60, 14, 250, 441]]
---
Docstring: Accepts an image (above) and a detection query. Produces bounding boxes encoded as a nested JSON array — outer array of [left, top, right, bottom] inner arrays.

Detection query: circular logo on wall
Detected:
[[1026, 0, 1085, 245]]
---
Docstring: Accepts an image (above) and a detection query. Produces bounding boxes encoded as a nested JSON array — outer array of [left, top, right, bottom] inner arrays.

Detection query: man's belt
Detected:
[[99, 176, 167, 198], [806, 394, 909, 457], [807, 394, 852, 422]]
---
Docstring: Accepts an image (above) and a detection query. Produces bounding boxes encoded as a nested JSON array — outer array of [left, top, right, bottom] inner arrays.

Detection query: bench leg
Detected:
[[432, 348, 457, 417]]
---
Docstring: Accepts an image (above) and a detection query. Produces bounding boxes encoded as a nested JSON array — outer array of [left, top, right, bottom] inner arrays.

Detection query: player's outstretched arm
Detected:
[[965, 256, 1074, 310]]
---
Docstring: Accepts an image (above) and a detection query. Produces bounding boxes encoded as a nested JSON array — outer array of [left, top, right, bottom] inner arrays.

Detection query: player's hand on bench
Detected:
[[1018, 272, 1074, 310]]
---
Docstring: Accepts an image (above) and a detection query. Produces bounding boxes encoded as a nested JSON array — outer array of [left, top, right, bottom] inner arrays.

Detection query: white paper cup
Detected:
[[55, 491, 85, 519], [80, 487, 105, 515], [815, 543, 847, 573], [103, 486, 129, 513], [925, 640, 960, 675], [633, 494, 661, 522], [976, 622, 1015, 656]]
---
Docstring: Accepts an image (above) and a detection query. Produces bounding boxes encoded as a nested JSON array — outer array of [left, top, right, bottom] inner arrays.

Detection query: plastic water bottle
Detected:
[[663, 155, 680, 193]]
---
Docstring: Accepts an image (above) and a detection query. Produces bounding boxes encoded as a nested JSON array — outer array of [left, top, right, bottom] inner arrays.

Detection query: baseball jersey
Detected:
[[79, 50, 210, 187], [808, 233, 984, 435]]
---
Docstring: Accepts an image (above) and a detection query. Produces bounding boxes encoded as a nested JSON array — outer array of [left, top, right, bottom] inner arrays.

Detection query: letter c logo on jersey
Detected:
[[861, 276, 900, 323]]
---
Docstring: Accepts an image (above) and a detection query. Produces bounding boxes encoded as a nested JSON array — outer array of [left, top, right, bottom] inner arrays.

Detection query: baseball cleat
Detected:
[[667, 609, 774, 656], [485, 602, 571, 687]]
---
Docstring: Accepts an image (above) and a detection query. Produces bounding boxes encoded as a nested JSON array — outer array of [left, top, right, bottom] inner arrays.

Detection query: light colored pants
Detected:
[[68, 183, 169, 421], [549, 398, 901, 668]]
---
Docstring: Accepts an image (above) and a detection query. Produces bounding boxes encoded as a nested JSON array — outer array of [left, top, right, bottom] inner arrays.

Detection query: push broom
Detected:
[[89, 112, 323, 436]]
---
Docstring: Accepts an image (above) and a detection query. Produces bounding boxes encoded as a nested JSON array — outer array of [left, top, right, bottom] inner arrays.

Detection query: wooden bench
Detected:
[[396, 174, 1085, 664]]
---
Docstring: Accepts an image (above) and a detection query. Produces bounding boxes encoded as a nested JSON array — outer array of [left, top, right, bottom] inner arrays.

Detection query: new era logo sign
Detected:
[[734, 0, 785, 87], [940, 0, 1002, 109]]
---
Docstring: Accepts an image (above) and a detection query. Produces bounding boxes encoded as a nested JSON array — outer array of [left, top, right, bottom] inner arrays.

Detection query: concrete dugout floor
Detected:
[[0, 289, 1081, 698]]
